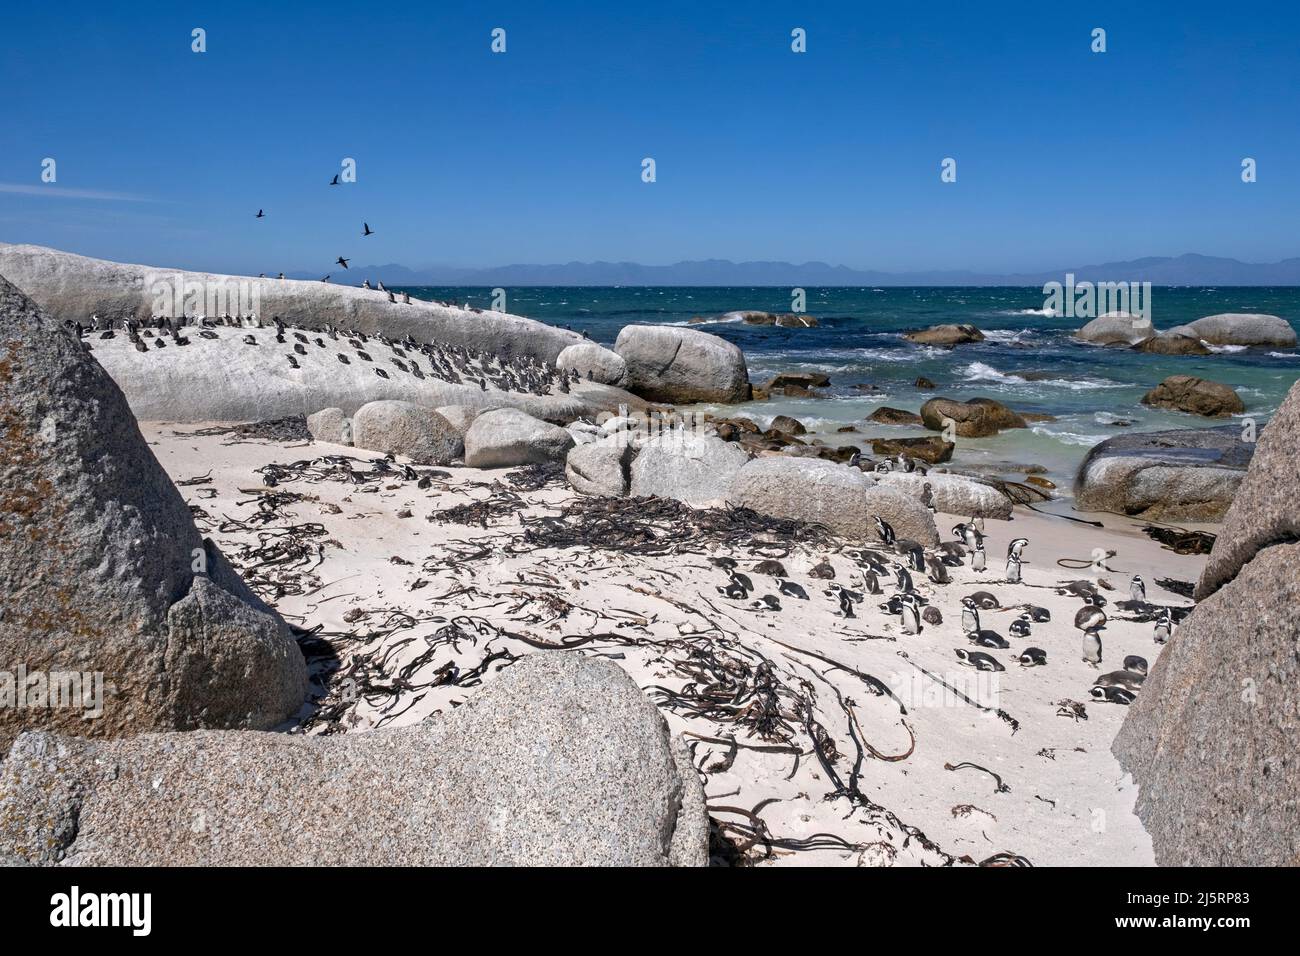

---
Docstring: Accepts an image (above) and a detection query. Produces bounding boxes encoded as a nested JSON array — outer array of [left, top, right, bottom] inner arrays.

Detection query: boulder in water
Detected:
[[1140, 375, 1245, 418], [903, 324, 985, 346], [1182, 313, 1296, 347], [920, 396, 1027, 438]]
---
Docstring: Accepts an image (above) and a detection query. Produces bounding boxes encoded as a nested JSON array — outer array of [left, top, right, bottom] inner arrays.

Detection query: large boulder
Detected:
[[874, 472, 1013, 519], [433, 404, 480, 438], [1073, 426, 1253, 520], [351, 401, 463, 464], [0, 274, 306, 750], [1112, 541, 1300, 865], [1182, 313, 1296, 347], [920, 397, 1027, 438], [903, 324, 984, 346], [727, 311, 818, 328], [629, 432, 749, 507], [464, 408, 576, 468], [0, 243, 583, 362], [0, 652, 709, 866], [1140, 375, 1245, 418], [614, 325, 750, 404], [869, 435, 955, 464], [556, 343, 629, 388], [1075, 312, 1155, 346], [866, 407, 924, 426], [566, 437, 635, 497], [1196, 380, 1300, 600], [306, 406, 350, 444], [728, 457, 939, 546]]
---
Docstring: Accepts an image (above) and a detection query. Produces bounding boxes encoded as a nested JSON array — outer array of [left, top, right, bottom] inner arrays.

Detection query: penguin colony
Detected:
[[72, 311, 583, 397], [712, 510, 1185, 709]]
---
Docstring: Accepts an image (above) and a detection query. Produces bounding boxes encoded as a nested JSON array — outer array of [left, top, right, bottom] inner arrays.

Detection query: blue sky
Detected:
[[1, 0, 1297, 275]]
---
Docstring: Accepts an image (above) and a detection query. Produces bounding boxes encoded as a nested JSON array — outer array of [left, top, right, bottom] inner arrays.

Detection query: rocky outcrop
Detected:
[[1196, 380, 1300, 599], [307, 407, 350, 444], [1182, 313, 1296, 347], [566, 438, 635, 497], [903, 324, 985, 346], [351, 401, 463, 464], [629, 432, 750, 507], [920, 397, 1027, 438], [724, 310, 818, 328], [728, 458, 939, 546], [1073, 426, 1253, 520], [1141, 375, 1246, 418], [0, 653, 709, 866], [869, 435, 955, 464], [1134, 332, 1210, 355], [1112, 383, 1300, 865], [0, 274, 306, 750], [867, 407, 924, 426], [614, 325, 750, 404], [1075, 313, 1155, 346], [78, 321, 646, 424], [463, 408, 575, 468], [0, 243, 583, 362], [769, 415, 806, 436], [874, 472, 1013, 519], [556, 343, 629, 388]]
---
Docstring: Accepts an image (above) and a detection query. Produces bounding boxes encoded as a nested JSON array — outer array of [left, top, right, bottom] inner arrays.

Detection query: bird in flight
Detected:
[[363, 222, 374, 236], [330, 174, 340, 186], [256, 209, 265, 218], [336, 256, 350, 269], [321, 274, 331, 282]]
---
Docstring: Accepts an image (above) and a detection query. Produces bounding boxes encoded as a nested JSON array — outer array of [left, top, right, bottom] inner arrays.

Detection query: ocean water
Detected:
[[395, 286, 1300, 488]]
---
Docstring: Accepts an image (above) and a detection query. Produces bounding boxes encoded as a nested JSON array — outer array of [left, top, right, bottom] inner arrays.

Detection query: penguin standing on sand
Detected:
[[1006, 552, 1023, 584], [900, 593, 921, 635], [1130, 575, 1147, 604], [1153, 607, 1173, 644], [1082, 630, 1103, 667], [874, 516, 896, 548], [971, 543, 987, 572], [960, 596, 980, 636], [891, 562, 913, 594]]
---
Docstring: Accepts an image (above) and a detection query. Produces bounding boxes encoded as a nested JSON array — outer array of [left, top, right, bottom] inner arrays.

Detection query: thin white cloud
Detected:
[[0, 183, 154, 202]]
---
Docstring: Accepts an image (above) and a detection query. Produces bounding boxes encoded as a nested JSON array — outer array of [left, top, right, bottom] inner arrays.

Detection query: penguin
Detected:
[[1025, 605, 1051, 623], [1082, 630, 1103, 667], [899, 594, 921, 635], [1018, 647, 1047, 667], [1005, 553, 1022, 584], [243, 334, 257, 345], [920, 482, 936, 514], [954, 522, 983, 550], [960, 597, 980, 636], [1129, 575, 1147, 604], [1074, 596, 1107, 635], [1090, 685, 1135, 705], [754, 594, 782, 612], [753, 559, 787, 577], [925, 554, 950, 584], [1007, 537, 1028, 561], [837, 589, 856, 619], [717, 580, 748, 600], [891, 563, 912, 594], [955, 648, 1004, 672], [969, 629, 1009, 649], [968, 591, 1000, 610], [1095, 665, 1144, 693], [709, 556, 738, 571], [1153, 607, 1173, 644], [777, 580, 808, 600], [1122, 655, 1149, 676], [1008, 613, 1032, 638], [970, 544, 987, 572], [906, 545, 926, 573], [730, 571, 754, 594], [873, 516, 896, 547]]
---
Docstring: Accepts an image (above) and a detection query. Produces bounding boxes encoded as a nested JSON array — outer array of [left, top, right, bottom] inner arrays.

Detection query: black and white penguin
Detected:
[[1082, 630, 1103, 668], [1007, 537, 1028, 561], [971, 543, 987, 572], [777, 580, 808, 600], [730, 571, 754, 594], [906, 545, 926, 573], [1090, 685, 1135, 705], [925, 554, 950, 584], [1130, 575, 1146, 604], [873, 516, 896, 547], [1005, 553, 1022, 584], [1018, 646, 1047, 667], [1008, 613, 1032, 638], [955, 648, 1004, 672], [900, 594, 922, 635], [960, 597, 980, 636], [1025, 605, 1051, 623], [891, 562, 912, 593], [968, 591, 1000, 610], [1074, 596, 1107, 634], [838, 589, 856, 619], [920, 482, 936, 514], [861, 569, 880, 594], [1153, 607, 1173, 644], [969, 629, 1009, 649]]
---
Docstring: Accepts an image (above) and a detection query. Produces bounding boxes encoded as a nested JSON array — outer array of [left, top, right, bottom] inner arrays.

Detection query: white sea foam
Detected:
[[1031, 425, 1110, 446], [1206, 344, 1248, 353], [1267, 351, 1299, 358], [959, 361, 1132, 391]]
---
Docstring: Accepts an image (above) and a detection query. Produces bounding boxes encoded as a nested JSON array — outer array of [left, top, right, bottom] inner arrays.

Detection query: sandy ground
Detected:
[[143, 422, 1211, 867]]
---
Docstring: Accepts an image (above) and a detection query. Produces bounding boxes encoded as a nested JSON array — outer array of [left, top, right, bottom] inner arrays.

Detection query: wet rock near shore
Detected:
[[1140, 375, 1245, 418], [868, 435, 955, 464], [1074, 312, 1156, 346], [1179, 312, 1296, 347], [903, 324, 985, 346], [867, 406, 924, 426], [919, 396, 1028, 438]]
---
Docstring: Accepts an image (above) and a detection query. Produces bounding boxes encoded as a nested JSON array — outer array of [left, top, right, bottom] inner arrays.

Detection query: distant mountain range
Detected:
[[288, 253, 1300, 287]]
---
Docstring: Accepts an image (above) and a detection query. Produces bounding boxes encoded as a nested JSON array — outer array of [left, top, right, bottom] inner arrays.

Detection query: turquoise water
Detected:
[[396, 286, 1300, 486]]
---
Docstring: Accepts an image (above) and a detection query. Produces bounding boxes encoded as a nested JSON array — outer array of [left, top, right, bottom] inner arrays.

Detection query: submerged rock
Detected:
[[1140, 375, 1245, 418], [725, 310, 819, 328], [0, 273, 306, 750], [1134, 332, 1210, 355], [0, 653, 708, 866], [1073, 426, 1253, 520], [903, 324, 985, 346]]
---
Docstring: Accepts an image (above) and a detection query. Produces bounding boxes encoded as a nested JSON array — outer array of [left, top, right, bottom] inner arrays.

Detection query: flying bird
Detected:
[[330, 174, 340, 186], [255, 209, 264, 218], [336, 256, 350, 269], [363, 222, 374, 236]]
